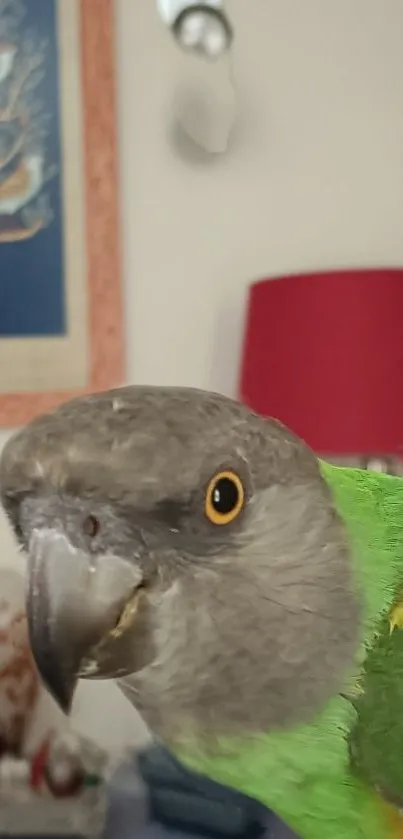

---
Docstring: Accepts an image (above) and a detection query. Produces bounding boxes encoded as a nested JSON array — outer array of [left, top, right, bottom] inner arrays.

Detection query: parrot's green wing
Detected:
[[175, 464, 403, 839], [349, 614, 403, 809], [324, 464, 403, 817], [320, 463, 403, 637]]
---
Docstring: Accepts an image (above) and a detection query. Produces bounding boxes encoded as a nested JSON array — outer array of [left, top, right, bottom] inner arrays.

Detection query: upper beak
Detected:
[[26, 528, 145, 713]]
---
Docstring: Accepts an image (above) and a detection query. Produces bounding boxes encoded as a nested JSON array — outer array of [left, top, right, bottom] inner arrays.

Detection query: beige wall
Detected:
[[1, 0, 403, 749]]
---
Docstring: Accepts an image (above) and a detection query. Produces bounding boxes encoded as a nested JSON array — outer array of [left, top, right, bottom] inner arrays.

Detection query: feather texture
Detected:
[[2, 388, 403, 839], [173, 464, 403, 839]]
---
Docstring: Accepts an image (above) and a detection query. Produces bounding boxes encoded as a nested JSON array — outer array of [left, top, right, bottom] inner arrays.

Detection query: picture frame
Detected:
[[0, 0, 124, 428]]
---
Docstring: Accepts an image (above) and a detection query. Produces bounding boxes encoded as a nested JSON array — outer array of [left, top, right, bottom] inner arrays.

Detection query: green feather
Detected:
[[320, 463, 403, 635], [349, 614, 403, 806], [174, 463, 403, 839]]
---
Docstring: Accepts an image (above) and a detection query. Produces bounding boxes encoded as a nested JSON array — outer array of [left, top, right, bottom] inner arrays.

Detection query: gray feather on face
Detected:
[[0, 386, 360, 746]]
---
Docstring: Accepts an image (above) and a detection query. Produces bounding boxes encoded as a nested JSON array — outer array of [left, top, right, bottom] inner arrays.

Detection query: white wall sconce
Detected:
[[157, 0, 233, 60], [157, 0, 237, 156]]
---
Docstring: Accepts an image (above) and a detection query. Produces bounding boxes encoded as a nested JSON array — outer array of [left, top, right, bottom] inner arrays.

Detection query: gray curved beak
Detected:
[[26, 529, 143, 713]]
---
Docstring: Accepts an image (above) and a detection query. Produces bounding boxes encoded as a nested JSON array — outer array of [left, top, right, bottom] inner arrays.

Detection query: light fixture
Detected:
[[157, 0, 233, 60], [239, 269, 403, 460]]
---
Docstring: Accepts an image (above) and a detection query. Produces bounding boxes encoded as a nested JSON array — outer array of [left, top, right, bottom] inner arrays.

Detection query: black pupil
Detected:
[[212, 478, 239, 515]]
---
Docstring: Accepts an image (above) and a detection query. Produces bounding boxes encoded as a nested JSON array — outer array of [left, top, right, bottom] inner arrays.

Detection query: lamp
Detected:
[[239, 269, 403, 461], [157, 0, 233, 59], [158, 0, 236, 155]]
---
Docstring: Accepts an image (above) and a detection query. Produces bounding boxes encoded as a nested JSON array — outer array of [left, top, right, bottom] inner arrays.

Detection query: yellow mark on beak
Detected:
[[109, 588, 143, 640], [389, 602, 403, 634]]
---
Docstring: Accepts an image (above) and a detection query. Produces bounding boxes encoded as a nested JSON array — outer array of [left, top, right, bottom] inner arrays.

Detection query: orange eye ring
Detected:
[[204, 470, 245, 526]]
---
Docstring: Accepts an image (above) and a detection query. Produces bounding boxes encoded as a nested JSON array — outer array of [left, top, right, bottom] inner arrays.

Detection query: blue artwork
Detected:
[[0, 0, 66, 337]]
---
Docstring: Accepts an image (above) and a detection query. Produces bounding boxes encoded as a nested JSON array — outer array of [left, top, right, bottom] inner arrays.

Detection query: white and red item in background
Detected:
[[30, 733, 85, 797], [0, 568, 39, 756], [30, 729, 107, 798]]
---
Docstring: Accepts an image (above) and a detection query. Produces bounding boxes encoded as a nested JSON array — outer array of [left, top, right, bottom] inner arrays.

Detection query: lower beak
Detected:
[[26, 528, 144, 713]]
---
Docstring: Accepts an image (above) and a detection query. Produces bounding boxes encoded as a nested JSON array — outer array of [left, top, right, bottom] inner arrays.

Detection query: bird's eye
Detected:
[[204, 470, 245, 526], [83, 514, 100, 538]]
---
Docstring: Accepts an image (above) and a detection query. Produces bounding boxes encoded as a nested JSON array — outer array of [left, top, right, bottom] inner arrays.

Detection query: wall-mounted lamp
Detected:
[[157, 0, 236, 155], [157, 0, 233, 60]]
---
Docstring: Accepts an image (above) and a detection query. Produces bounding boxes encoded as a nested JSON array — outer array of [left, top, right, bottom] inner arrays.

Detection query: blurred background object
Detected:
[[239, 270, 403, 474], [157, 0, 237, 155], [103, 744, 299, 839], [170, 50, 236, 155], [0, 567, 109, 837], [0, 568, 38, 757], [0, 0, 123, 429], [157, 0, 233, 59]]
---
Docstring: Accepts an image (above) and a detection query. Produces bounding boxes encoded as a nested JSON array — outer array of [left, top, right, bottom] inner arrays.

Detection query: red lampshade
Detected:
[[239, 269, 403, 455]]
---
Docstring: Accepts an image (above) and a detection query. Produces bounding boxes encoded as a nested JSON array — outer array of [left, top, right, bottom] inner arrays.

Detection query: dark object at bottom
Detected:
[[103, 744, 299, 839]]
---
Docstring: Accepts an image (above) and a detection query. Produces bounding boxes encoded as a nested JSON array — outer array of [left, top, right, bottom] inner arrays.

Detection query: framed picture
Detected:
[[0, 0, 124, 428]]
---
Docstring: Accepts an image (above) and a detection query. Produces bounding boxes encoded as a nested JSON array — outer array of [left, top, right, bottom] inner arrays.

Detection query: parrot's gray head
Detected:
[[0, 387, 359, 745]]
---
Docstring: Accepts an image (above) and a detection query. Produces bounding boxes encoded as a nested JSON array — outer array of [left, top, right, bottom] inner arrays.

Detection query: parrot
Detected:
[[1, 385, 403, 839]]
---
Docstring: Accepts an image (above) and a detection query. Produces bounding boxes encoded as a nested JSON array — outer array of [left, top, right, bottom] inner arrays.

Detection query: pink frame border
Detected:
[[0, 0, 124, 428]]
